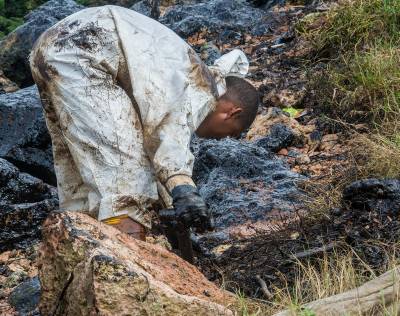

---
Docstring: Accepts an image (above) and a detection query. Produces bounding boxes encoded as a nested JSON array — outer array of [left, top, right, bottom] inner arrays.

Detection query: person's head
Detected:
[[196, 76, 259, 139]]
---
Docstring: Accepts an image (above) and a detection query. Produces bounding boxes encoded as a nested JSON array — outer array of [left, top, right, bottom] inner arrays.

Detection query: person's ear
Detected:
[[227, 107, 242, 119]]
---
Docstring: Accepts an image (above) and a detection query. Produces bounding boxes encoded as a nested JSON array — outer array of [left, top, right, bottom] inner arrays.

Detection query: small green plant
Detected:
[[234, 289, 269, 316], [283, 107, 303, 118], [236, 290, 251, 316], [299, 308, 316, 316]]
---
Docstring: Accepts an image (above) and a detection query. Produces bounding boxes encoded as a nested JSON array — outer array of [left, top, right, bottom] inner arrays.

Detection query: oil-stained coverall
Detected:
[[29, 5, 249, 228]]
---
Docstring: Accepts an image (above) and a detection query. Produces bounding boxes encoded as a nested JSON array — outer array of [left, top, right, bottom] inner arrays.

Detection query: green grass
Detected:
[[325, 44, 400, 120], [299, 0, 400, 123], [298, 0, 400, 56], [297, 0, 400, 174], [234, 245, 400, 315]]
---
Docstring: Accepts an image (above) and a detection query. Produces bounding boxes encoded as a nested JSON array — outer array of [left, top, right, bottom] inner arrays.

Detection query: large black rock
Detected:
[[160, 0, 271, 39], [0, 86, 55, 185], [0, 158, 58, 251], [0, 158, 54, 204], [0, 0, 84, 87], [192, 137, 304, 244], [0, 88, 55, 250]]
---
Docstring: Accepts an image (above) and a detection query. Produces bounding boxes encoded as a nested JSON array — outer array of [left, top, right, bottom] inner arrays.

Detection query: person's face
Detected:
[[195, 99, 244, 139]]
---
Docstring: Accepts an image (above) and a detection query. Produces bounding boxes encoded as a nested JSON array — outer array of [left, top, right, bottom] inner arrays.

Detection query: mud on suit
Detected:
[[29, 5, 249, 228]]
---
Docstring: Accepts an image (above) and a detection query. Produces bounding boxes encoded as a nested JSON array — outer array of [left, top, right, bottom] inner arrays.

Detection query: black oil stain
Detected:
[[54, 22, 108, 53]]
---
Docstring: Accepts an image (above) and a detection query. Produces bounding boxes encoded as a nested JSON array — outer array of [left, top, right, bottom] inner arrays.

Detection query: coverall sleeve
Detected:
[[143, 107, 196, 191], [111, 8, 217, 192], [138, 72, 214, 193]]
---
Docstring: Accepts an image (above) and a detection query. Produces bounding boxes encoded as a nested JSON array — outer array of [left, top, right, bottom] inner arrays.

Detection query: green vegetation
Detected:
[[0, 0, 46, 39], [231, 2, 400, 314], [299, 0, 400, 54], [299, 0, 400, 142], [297, 0, 400, 177], [0, 15, 23, 38]]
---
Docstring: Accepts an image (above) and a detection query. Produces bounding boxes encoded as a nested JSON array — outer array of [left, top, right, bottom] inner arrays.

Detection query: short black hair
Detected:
[[220, 76, 260, 130]]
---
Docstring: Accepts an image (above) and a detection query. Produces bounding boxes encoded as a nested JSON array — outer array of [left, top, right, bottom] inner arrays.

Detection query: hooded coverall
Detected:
[[29, 5, 249, 228]]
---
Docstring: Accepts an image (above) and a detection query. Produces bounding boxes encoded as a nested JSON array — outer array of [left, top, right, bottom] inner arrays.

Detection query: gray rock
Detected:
[[131, 0, 201, 19], [249, 0, 286, 10], [0, 86, 55, 184], [0, 158, 57, 251], [131, 0, 154, 16], [160, 0, 270, 39], [0, 158, 55, 204], [0, 86, 42, 156], [131, 0, 201, 16], [9, 276, 41, 316], [0, 0, 84, 87], [131, 0, 160, 18], [0, 199, 58, 251], [4, 117, 54, 185]]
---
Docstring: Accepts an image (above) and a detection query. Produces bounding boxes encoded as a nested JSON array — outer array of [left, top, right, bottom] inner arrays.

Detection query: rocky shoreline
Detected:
[[1, 0, 400, 315]]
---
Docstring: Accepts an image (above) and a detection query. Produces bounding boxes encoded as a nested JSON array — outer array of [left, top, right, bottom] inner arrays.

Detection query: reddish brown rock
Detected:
[[38, 211, 234, 316]]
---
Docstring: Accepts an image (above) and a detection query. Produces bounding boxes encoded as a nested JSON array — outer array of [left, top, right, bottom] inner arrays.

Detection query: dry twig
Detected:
[[255, 275, 273, 300]]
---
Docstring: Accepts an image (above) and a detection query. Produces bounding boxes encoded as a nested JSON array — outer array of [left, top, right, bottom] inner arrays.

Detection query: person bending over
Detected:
[[30, 5, 259, 240]]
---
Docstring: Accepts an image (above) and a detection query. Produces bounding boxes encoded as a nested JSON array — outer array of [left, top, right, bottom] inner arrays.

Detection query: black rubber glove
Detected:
[[171, 185, 214, 232]]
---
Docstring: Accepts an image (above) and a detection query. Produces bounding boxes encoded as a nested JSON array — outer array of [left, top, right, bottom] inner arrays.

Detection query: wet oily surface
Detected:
[[192, 137, 305, 248], [198, 178, 400, 297], [0, 158, 57, 252]]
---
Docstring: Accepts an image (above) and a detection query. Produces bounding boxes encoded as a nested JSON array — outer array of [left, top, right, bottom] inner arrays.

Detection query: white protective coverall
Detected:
[[30, 5, 249, 228]]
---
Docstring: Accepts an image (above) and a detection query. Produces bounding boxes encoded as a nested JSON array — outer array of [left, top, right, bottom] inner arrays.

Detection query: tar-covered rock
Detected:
[[192, 137, 305, 247]]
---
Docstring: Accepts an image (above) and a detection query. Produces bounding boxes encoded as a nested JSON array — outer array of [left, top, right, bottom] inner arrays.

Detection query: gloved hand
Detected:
[[171, 185, 214, 232]]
